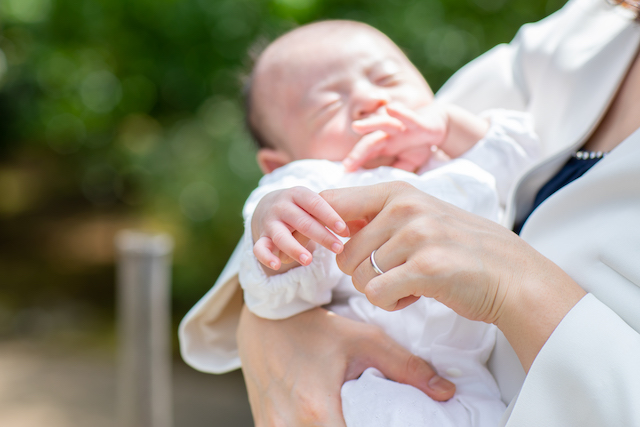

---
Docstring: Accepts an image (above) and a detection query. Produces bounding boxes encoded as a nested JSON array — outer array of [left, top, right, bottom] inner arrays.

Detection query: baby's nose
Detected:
[[352, 85, 389, 119]]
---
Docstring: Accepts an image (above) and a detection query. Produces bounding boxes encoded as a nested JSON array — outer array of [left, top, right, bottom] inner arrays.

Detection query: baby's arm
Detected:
[[239, 160, 350, 319], [459, 109, 540, 204], [344, 104, 540, 204]]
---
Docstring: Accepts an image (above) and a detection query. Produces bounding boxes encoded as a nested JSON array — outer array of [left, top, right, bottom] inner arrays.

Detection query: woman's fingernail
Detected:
[[331, 242, 342, 253], [335, 221, 346, 232], [428, 375, 455, 393], [300, 254, 310, 265]]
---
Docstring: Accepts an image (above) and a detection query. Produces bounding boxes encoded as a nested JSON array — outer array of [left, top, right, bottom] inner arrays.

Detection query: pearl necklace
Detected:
[[572, 151, 608, 160]]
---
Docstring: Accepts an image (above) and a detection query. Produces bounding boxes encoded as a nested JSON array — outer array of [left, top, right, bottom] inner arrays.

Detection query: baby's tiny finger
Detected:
[[292, 230, 311, 248], [283, 208, 344, 255], [392, 147, 431, 172], [268, 222, 313, 266], [343, 130, 388, 172], [293, 191, 348, 238], [253, 236, 281, 270], [278, 251, 295, 265], [352, 115, 405, 135], [385, 103, 422, 125]]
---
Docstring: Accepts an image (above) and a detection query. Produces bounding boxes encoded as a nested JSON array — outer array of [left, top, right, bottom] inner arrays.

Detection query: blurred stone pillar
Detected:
[[115, 230, 173, 427]]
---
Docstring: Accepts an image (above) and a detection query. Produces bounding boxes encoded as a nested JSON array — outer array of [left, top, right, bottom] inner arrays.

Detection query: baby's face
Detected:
[[262, 30, 433, 165]]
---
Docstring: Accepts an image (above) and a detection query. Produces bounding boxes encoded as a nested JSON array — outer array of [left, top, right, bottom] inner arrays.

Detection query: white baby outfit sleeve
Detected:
[[239, 161, 345, 320], [240, 231, 343, 320], [460, 109, 540, 206]]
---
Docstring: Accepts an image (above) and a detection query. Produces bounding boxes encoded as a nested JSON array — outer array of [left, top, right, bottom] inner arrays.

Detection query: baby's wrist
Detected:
[[439, 105, 489, 158]]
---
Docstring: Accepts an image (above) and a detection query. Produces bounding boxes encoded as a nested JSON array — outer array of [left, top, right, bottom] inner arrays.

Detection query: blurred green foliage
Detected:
[[0, 0, 565, 336]]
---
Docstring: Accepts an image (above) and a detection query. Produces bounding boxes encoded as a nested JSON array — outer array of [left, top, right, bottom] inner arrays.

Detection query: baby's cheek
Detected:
[[309, 132, 358, 161]]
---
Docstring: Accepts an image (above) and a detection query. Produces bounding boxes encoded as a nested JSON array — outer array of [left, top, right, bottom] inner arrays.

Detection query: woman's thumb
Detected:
[[369, 341, 456, 402]]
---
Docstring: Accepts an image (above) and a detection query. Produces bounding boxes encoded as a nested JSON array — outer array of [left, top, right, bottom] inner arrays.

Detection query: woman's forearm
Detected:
[[493, 245, 587, 372]]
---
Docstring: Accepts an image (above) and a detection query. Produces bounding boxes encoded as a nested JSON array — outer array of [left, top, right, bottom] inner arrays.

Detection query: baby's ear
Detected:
[[256, 148, 292, 174]]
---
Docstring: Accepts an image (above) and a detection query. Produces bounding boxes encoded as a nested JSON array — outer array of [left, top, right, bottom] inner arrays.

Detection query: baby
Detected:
[[239, 20, 539, 427]]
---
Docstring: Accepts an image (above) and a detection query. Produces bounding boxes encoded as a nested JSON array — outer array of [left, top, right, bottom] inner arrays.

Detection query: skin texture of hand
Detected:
[[320, 181, 587, 371], [343, 103, 489, 172], [237, 305, 456, 427], [251, 186, 349, 272]]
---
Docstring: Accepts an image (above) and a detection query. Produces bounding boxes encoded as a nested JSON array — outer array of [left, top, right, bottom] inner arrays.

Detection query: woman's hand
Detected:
[[237, 305, 456, 427], [320, 181, 586, 371]]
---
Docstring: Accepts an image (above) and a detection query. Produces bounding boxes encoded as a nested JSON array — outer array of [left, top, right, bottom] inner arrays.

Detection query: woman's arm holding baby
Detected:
[[238, 305, 456, 427]]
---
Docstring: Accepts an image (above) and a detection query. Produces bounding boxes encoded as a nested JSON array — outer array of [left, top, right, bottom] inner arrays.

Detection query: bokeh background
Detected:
[[0, 0, 562, 425]]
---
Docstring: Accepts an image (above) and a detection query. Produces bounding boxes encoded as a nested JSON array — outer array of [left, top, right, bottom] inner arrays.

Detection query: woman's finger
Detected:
[[349, 236, 424, 311], [320, 182, 399, 229], [348, 321, 456, 402], [338, 215, 393, 277], [350, 237, 405, 293], [362, 264, 424, 311], [374, 342, 456, 401], [322, 182, 418, 275]]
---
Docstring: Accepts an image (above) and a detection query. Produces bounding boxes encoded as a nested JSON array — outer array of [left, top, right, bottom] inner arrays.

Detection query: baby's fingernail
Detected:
[[300, 254, 310, 265], [335, 221, 346, 232], [428, 375, 455, 394], [343, 158, 353, 168], [331, 242, 342, 253], [269, 261, 277, 269]]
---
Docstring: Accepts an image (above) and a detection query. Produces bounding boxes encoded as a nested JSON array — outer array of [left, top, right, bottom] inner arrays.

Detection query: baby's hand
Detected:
[[251, 186, 349, 271], [344, 103, 448, 172]]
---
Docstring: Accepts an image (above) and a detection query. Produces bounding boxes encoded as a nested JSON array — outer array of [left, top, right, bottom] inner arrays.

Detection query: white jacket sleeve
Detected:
[[238, 160, 345, 319], [461, 109, 540, 206], [499, 131, 640, 425], [502, 294, 640, 426]]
